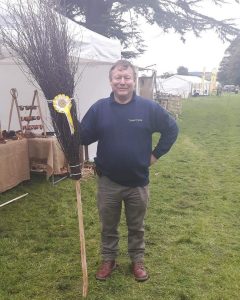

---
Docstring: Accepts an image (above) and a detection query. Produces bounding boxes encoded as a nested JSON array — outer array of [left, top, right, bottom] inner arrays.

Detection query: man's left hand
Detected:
[[150, 154, 157, 165]]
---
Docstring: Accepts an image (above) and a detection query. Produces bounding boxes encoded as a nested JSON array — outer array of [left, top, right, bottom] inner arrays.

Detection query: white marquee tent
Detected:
[[0, 14, 121, 160], [157, 75, 210, 98]]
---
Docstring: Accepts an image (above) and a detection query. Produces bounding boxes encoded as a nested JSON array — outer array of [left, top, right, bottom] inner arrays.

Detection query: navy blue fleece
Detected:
[[80, 92, 179, 187]]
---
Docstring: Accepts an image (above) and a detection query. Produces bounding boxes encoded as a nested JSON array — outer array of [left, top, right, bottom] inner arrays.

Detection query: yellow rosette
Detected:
[[53, 94, 75, 135]]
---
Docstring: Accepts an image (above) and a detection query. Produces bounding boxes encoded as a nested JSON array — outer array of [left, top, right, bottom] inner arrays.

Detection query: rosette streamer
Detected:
[[48, 96, 81, 180], [53, 94, 75, 135]]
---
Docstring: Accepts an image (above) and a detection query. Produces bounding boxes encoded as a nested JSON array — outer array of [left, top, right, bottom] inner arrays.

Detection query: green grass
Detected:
[[1, 94, 240, 299]]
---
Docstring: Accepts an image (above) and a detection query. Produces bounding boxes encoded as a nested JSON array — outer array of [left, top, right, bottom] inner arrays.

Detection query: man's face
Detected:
[[110, 66, 136, 102]]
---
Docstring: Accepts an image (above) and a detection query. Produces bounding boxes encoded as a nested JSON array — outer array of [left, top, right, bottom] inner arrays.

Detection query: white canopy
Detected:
[[68, 19, 121, 63], [157, 75, 210, 98]]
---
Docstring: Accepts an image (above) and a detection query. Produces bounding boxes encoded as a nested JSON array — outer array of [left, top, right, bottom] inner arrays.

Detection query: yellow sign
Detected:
[[210, 69, 217, 95]]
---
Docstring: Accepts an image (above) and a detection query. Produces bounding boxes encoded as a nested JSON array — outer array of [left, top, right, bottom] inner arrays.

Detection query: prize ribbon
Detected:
[[53, 94, 74, 134]]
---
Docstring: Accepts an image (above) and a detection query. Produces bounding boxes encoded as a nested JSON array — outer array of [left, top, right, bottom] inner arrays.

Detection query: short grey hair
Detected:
[[109, 60, 136, 80]]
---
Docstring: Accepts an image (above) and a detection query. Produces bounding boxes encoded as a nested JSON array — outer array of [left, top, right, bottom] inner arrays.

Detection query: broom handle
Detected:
[[75, 180, 88, 297]]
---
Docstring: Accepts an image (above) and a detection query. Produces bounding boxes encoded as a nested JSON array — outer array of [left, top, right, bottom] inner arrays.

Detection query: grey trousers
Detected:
[[97, 176, 149, 262]]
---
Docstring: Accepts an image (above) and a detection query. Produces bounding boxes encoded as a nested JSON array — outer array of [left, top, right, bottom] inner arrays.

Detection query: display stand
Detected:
[[8, 88, 46, 136], [51, 173, 69, 186], [5, 89, 69, 186], [8, 88, 23, 132]]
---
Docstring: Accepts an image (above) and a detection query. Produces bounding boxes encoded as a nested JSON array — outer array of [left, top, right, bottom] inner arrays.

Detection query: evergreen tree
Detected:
[[56, 0, 240, 58], [218, 36, 240, 85], [177, 66, 189, 75]]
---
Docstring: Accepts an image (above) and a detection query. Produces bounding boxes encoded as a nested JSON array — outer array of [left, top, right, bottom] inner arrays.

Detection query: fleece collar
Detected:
[[109, 91, 137, 104]]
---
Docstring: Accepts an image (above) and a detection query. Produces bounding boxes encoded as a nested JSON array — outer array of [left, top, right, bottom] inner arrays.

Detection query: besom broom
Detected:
[[0, 0, 88, 296]]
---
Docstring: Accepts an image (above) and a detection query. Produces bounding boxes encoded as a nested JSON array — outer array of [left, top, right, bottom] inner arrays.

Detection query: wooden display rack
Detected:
[[8, 88, 46, 136], [7, 88, 68, 185]]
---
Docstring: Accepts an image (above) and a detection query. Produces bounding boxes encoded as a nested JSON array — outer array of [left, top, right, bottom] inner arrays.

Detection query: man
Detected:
[[81, 60, 178, 281]]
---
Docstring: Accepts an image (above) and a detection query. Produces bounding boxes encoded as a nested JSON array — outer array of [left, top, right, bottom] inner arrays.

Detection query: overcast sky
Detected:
[[134, 1, 240, 74], [1, 0, 239, 75]]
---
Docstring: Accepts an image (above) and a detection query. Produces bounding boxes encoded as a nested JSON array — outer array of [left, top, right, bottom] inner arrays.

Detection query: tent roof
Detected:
[[67, 17, 121, 63], [163, 75, 210, 84]]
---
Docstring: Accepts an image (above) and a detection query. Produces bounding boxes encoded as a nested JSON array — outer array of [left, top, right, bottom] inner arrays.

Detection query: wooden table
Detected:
[[0, 139, 30, 193], [27, 137, 68, 178], [0, 137, 68, 193]]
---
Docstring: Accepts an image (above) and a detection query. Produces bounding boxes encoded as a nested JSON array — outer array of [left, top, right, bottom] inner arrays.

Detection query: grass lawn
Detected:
[[1, 94, 240, 299]]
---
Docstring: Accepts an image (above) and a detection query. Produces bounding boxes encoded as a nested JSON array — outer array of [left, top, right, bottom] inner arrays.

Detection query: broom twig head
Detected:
[[0, 0, 81, 179]]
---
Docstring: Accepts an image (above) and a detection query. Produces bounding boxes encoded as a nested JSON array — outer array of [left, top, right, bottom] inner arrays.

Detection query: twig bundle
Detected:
[[0, 0, 88, 296], [1, 0, 81, 176]]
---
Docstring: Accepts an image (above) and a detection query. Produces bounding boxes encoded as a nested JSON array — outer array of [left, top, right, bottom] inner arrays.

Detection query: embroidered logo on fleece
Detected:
[[128, 119, 143, 122]]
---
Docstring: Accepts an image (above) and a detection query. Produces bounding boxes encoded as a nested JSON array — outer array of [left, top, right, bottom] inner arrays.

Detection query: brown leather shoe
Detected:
[[95, 260, 117, 280], [132, 261, 149, 282]]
